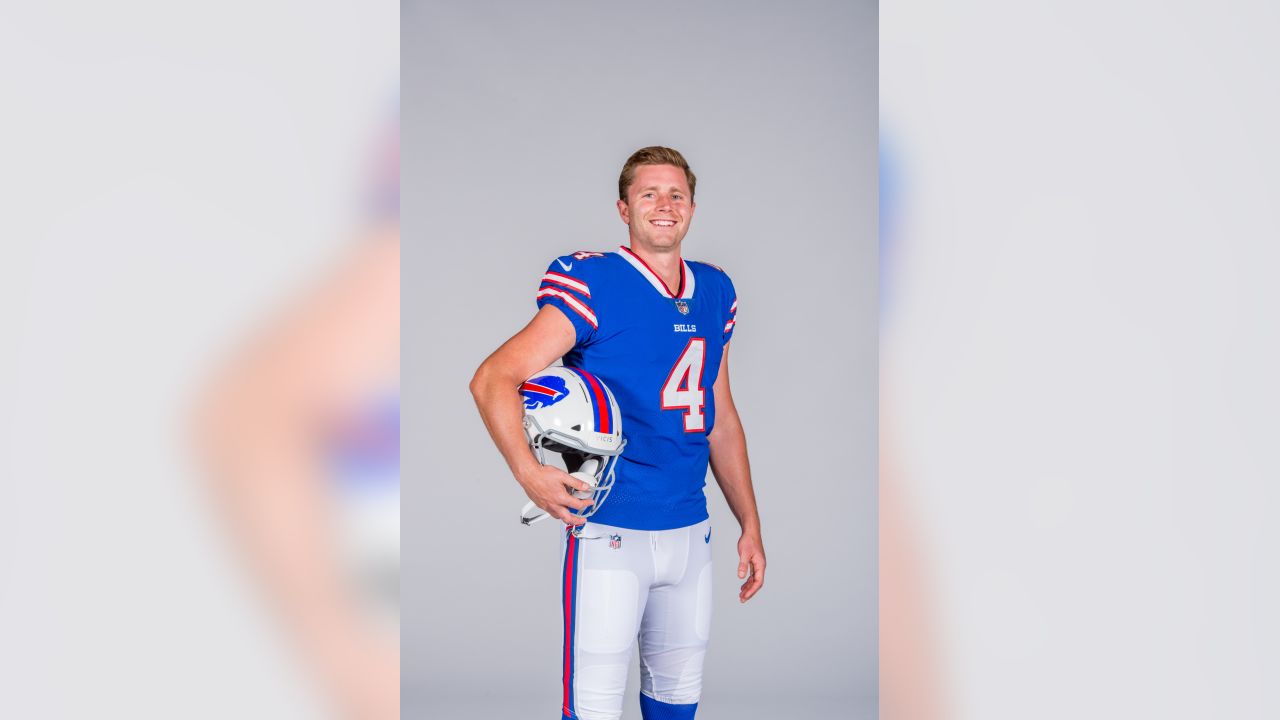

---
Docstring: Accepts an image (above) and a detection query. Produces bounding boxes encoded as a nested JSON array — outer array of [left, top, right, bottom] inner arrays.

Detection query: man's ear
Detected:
[[616, 199, 631, 225]]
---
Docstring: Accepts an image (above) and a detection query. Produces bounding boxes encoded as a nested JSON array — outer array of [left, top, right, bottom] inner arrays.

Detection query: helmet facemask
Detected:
[[523, 413, 624, 524]]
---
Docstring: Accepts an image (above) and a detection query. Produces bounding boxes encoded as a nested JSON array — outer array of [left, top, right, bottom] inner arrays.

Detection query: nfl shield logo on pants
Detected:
[[609, 533, 622, 550]]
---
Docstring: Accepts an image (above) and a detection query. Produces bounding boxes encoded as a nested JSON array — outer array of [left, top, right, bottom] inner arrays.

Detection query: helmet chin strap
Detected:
[[519, 501, 551, 526]]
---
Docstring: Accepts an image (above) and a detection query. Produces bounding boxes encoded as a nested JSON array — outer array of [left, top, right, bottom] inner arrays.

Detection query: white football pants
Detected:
[[559, 519, 713, 720]]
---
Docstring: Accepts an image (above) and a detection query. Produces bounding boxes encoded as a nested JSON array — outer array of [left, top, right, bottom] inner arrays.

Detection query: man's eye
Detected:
[[673, 195, 684, 200]]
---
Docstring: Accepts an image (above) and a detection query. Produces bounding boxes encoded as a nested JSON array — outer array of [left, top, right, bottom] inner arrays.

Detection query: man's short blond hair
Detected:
[[618, 146, 697, 201]]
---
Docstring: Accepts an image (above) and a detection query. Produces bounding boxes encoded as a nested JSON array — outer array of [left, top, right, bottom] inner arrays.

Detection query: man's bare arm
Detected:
[[707, 343, 766, 602], [470, 305, 594, 525]]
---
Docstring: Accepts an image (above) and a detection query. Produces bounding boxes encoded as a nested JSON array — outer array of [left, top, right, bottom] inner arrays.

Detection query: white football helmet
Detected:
[[518, 366, 626, 527]]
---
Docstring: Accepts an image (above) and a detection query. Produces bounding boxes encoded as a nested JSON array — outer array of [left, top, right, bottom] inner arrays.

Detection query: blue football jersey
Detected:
[[535, 246, 739, 530]]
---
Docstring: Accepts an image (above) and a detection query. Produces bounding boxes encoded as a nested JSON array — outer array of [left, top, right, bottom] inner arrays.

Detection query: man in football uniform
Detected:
[[471, 146, 765, 720]]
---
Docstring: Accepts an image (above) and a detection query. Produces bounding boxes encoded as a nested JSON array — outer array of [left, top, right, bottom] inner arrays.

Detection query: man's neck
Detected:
[[627, 242, 683, 295]]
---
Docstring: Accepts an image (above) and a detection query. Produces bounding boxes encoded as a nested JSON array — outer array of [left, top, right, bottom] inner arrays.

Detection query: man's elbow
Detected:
[[471, 352, 530, 407], [469, 363, 488, 401], [470, 359, 505, 402], [712, 415, 747, 447]]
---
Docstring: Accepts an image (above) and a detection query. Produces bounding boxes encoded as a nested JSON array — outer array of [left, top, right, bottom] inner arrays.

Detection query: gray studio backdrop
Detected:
[[404, 1, 877, 717]]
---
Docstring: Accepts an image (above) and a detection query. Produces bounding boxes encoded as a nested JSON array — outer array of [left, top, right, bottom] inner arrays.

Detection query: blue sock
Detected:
[[640, 693, 698, 719]]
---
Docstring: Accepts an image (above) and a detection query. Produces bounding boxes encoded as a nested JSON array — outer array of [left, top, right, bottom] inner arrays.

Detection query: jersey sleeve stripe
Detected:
[[730, 298, 738, 313], [724, 319, 736, 333], [539, 280, 588, 302], [537, 287, 599, 328], [542, 272, 591, 297]]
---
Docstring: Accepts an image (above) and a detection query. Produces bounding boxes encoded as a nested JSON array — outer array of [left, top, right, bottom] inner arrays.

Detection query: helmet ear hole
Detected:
[[562, 450, 590, 473]]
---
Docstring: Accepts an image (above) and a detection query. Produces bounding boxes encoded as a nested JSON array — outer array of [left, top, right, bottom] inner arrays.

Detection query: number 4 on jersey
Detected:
[[662, 338, 706, 432]]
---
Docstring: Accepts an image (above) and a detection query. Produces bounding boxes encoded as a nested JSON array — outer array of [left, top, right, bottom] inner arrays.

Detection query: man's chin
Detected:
[[634, 234, 684, 251]]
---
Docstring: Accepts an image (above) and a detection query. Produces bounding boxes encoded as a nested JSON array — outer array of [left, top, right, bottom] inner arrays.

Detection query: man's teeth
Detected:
[[651, 220, 676, 227]]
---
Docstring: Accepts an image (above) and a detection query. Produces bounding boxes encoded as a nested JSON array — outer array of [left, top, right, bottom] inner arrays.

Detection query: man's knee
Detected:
[[641, 645, 707, 697], [570, 657, 630, 720]]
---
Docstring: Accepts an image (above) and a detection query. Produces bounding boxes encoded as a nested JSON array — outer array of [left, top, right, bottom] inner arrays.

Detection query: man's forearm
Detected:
[[469, 306, 579, 485], [470, 365, 539, 481], [708, 411, 760, 534]]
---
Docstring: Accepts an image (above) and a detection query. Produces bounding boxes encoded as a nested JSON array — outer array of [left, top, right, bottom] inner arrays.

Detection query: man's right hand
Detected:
[[517, 463, 595, 526]]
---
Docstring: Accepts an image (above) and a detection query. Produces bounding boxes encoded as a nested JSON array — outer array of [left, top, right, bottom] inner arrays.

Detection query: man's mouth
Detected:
[[649, 219, 677, 228]]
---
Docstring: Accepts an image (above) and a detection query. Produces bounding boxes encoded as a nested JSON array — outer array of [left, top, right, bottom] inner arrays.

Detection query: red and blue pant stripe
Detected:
[[562, 527, 581, 719]]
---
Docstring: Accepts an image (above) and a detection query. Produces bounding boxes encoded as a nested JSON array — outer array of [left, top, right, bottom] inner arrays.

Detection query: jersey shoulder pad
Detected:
[[688, 258, 726, 273], [545, 250, 610, 276], [687, 258, 733, 284], [539, 250, 614, 301], [537, 254, 607, 334]]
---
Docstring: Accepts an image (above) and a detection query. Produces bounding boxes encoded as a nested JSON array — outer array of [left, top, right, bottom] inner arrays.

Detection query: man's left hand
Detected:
[[736, 531, 766, 603]]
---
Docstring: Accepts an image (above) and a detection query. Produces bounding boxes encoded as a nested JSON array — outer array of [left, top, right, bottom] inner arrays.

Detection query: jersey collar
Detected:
[[616, 246, 696, 299]]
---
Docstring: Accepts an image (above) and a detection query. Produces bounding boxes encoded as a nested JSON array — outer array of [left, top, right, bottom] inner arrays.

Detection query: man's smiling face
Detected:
[[617, 164, 695, 253]]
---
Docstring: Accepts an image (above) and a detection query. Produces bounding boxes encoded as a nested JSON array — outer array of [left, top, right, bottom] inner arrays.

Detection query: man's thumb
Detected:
[[738, 562, 747, 579]]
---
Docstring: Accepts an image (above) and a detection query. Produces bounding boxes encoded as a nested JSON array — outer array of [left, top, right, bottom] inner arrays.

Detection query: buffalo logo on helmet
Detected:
[[520, 375, 570, 410]]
